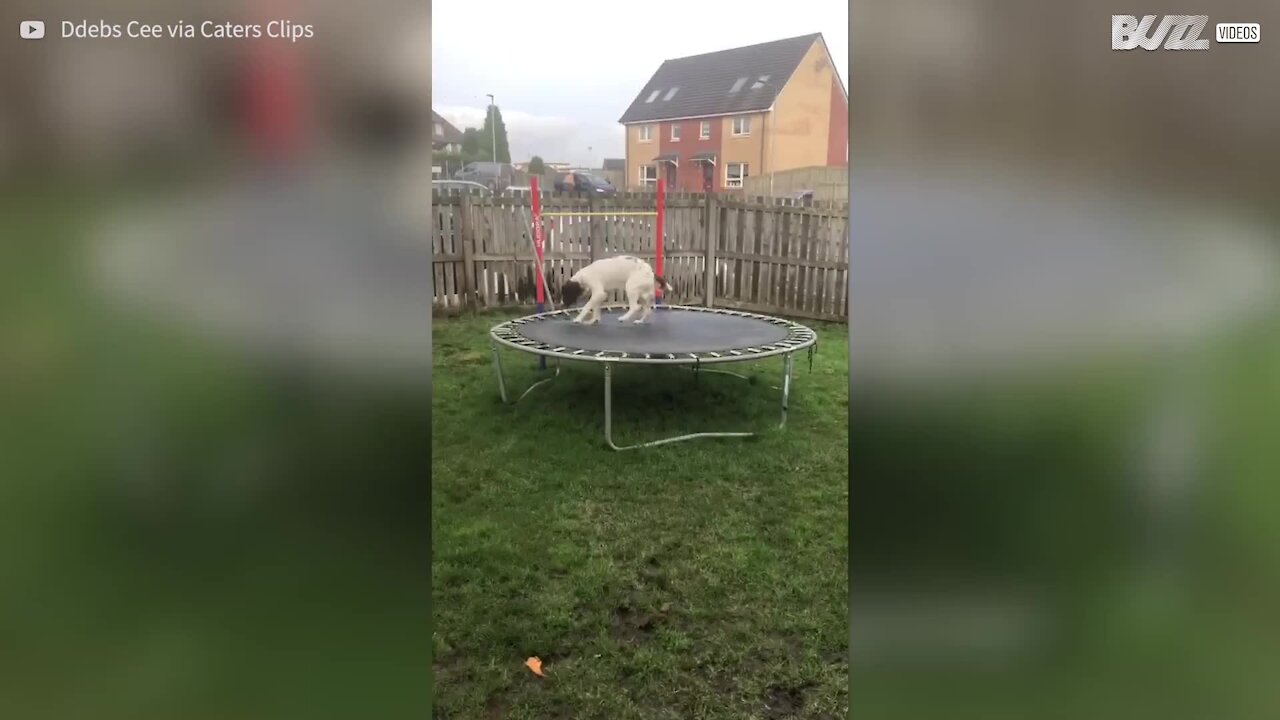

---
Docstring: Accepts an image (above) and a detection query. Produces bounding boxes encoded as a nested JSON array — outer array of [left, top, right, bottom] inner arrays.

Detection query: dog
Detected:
[[560, 255, 672, 325]]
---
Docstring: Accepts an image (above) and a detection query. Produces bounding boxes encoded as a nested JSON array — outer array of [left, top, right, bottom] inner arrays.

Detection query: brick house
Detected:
[[619, 33, 847, 193]]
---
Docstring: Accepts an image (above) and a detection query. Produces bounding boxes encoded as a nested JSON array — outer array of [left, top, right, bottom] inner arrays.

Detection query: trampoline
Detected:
[[489, 304, 818, 450]]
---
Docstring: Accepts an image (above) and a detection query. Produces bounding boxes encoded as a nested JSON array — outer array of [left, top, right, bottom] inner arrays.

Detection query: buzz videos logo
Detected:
[[1113, 15, 1209, 50], [1112, 15, 1261, 50]]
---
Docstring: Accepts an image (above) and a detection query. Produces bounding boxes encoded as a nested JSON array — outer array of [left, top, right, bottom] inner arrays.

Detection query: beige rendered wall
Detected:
[[624, 122, 659, 189], [769, 39, 838, 173], [718, 112, 766, 187]]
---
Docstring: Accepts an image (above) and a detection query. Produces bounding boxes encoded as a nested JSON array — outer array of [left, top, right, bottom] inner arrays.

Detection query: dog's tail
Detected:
[[654, 275, 672, 293]]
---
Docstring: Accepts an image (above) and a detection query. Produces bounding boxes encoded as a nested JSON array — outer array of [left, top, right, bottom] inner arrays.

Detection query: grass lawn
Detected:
[[431, 308, 850, 719]]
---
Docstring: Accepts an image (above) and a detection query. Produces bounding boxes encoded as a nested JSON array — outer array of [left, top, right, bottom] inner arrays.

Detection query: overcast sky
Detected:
[[431, 0, 848, 168]]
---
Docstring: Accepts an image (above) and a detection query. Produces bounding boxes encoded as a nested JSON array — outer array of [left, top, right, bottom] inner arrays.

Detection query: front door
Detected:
[[701, 162, 714, 192], [664, 162, 677, 189]]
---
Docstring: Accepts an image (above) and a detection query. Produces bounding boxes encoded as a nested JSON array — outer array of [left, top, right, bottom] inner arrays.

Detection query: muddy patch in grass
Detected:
[[763, 682, 815, 719], [609, 595, 673, 644]]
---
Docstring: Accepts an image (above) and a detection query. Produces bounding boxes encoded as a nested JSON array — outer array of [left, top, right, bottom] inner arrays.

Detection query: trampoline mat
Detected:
[[516, 308, 792, 355]]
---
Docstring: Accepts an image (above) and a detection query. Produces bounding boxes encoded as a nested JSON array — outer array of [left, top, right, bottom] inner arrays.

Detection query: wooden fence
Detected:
[[432, 191, 848, 322]]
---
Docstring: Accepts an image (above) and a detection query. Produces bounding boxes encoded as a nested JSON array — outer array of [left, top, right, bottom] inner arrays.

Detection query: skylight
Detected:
[[645, 90, 661, 103], [663, 87, 679, 101], [729, 77, 748, 94], [751, 75, 772, 89]]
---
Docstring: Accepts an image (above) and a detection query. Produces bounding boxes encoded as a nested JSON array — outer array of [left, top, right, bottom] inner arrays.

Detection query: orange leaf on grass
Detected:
[[525, 656, 545, 677]]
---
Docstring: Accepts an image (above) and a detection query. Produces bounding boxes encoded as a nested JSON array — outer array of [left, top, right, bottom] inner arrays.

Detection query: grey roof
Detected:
[[619, 33, 821, 124], [431, 111, 464, 144], [602, 158, 626, 171]]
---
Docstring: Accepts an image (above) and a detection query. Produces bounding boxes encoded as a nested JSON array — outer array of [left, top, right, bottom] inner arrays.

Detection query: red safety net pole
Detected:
[[531, 176, 546, 311], [530, 176, 547, 370], [241, 0, 306, 165], [655, 178, 665, 304]]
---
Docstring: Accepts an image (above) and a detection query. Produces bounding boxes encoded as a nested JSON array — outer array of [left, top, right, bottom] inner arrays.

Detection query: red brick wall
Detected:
[[827, 79, 848, 167], [658, 118, 722, 192]]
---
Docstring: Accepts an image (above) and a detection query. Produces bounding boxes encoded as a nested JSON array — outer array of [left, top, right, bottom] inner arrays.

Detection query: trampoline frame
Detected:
[[489, 304, 817, 450]]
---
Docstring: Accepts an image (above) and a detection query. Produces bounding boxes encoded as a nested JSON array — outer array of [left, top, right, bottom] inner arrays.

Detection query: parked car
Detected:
[[553, 171, 617, 197], [433, 179, 491, 194], [501, 185, 547, 198], [454, 161, 516, 191]]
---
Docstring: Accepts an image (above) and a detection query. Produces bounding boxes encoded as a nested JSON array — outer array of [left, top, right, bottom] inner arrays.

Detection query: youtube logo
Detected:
[[20, 20, 45, 39]]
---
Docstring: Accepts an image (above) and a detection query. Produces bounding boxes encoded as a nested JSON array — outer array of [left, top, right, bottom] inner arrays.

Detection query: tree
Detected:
[[478, 105, 511, 163], [528, 156, 545, 175], [461, 128, 481, 159]]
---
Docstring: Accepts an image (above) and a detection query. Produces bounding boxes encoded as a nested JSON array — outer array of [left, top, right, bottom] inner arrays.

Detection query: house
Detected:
[[618, 33, 847, 193], [431, 111, 466, 179], [600, 158, 626, 187], [432, 111, 464, 154]]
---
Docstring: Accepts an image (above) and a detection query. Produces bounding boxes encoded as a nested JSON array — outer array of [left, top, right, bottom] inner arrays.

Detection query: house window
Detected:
[[638, 125, 652, 142], [725, 162, 748, 188], [732, 116, 751, 136], [645, 90, 660, 103], [663, 87, 679, 101], [700, 121, 711, 139], [750, 75, 771, 90], [670, 124, 681, 141], [729, 77, 748, 93], [434, 122, 443, 137], [639, 165, 658, 187]]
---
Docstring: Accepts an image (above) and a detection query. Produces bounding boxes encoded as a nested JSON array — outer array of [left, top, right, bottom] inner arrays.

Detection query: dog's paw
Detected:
[[571, 318, 582, 324], [633, 318, 647, 325]]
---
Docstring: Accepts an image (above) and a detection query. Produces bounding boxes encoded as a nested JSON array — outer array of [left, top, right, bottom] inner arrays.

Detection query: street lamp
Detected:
[[485, 93, 496, 165]]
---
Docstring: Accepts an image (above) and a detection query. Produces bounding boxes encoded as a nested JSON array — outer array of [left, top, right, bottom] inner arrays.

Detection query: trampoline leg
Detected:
[[779, 352, 794, 429], [604, 363, 617, 449], [493, 343, 560, 405], [518, 361, 560, 401], [603, 362, 755, 451], [491, 342, 510, 404]]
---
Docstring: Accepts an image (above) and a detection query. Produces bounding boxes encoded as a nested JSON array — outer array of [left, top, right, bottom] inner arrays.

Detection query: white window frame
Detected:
[[731, 116, 751, 136], [700, 121, 711, 139], [433, 122, 443, 137], [638, 124, 652, 142], [639, 165, 658, 187], [670, 124, 681, 141], [725, 162, 748, 188]]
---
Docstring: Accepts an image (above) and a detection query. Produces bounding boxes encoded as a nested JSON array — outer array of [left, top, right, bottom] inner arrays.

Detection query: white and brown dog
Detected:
[[560, 255, 672, 325]]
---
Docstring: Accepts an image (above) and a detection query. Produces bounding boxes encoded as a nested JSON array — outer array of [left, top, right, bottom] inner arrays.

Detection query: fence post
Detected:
[[588, 190, 601, 263], [459, 193, 476, 312], [704, 191, 717, 308]]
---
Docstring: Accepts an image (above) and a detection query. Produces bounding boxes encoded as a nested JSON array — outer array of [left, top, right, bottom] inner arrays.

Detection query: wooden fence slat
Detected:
[[705, 194, 718, 307], [459, 194, 475, 310]]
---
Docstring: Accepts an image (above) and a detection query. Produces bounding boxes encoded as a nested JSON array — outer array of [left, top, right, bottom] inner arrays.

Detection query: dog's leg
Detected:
[[619, 292, 641, 322], [582, 291, 605, 325], [573, 293, 596, 323], [634, 294, 654, 324]]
